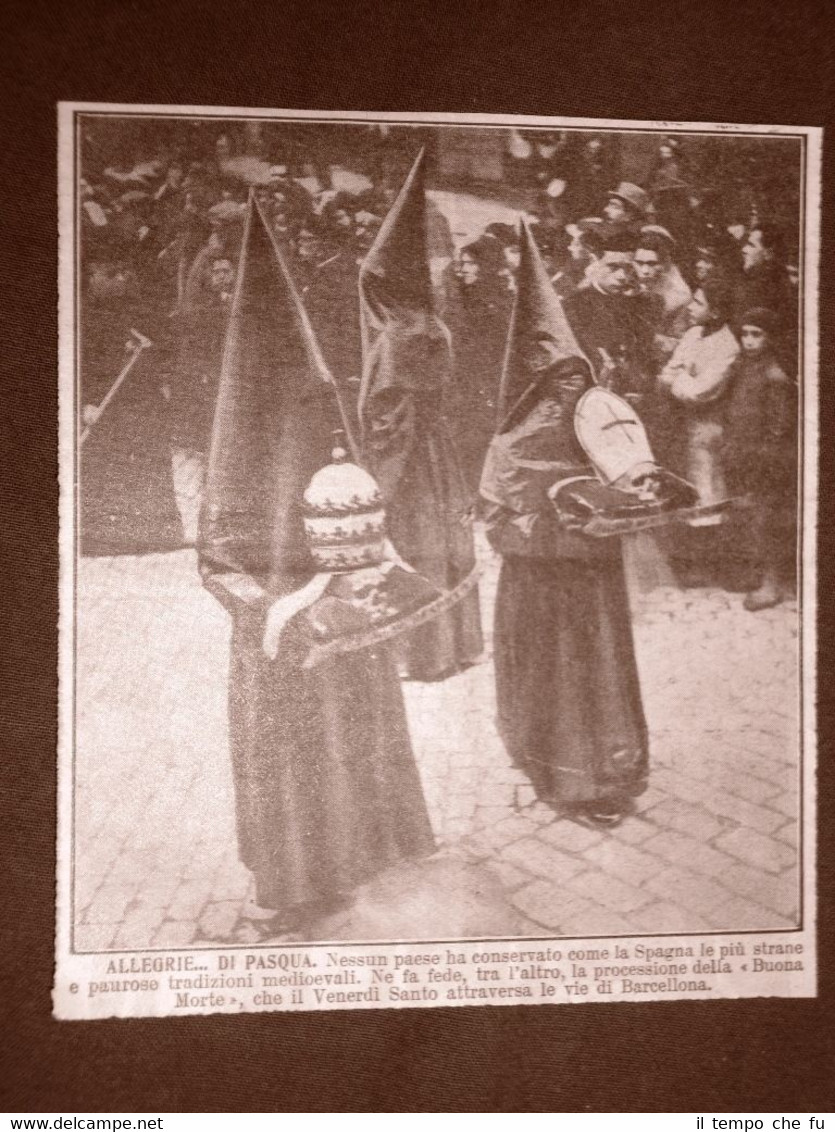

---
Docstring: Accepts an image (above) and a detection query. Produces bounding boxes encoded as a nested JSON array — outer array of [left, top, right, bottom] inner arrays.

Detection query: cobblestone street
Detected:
[[72, 521, 801, 952]]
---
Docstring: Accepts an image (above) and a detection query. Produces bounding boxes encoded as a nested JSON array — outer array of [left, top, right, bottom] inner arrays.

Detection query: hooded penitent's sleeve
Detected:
[[479, 420, 615, 561]]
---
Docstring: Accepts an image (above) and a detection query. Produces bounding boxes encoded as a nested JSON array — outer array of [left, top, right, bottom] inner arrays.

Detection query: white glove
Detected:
[[262, 573, 331, 660]]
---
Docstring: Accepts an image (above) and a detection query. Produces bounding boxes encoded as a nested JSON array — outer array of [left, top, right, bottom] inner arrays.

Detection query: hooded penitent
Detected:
[[495, 219, 592, 434], [481, 219, 599, 558], [198, 194, 434, 918], [358, 149, 482, 681], [479, 220, 648, 815], [198, 192, 344, 589]]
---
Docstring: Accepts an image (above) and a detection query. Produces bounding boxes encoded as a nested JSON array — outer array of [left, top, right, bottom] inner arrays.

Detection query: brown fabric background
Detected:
[[2, 0, 833, 1112]]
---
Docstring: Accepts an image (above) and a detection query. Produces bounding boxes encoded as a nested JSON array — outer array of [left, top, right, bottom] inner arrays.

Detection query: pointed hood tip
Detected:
[[358, 147, 434, 316], [496, 219, 592, 432]]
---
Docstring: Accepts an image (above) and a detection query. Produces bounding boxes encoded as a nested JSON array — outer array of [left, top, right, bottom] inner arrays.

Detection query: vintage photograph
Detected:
[[56, 107, 818, 1015]]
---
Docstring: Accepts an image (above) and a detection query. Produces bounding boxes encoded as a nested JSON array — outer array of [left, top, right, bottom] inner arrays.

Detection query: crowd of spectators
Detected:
[[443, 134, 799, 611], [78, 126, 799, 610]]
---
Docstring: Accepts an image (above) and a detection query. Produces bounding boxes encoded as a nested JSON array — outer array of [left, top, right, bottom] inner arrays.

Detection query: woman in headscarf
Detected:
[[480, 223, 649, 827]]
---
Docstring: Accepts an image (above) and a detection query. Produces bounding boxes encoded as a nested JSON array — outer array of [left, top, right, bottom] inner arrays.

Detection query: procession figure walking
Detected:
[[480, 222, 649, 827], [358, 151, 483, 681], [198, 197, 435, 937]]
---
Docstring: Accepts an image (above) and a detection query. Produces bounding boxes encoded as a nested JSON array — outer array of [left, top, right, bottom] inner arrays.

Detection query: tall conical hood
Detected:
[[198, 192, 340, 583], [496, 219, 592, 432], [359, 148, 434, 319], [358, 148, 451, 426]]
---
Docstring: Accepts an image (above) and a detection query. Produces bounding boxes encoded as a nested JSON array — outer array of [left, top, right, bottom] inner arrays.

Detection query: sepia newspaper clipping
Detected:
[[55, 105, 819, 1019]]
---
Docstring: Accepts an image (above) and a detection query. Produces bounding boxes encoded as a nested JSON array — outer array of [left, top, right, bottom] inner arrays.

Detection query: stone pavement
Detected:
[[72, 523, 801, 952]]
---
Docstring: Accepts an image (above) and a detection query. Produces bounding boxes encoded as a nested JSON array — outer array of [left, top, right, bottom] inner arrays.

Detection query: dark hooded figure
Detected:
[[198, 196, 434, 936], [480, 222, 649, 827], [358, 151, 483, 681]]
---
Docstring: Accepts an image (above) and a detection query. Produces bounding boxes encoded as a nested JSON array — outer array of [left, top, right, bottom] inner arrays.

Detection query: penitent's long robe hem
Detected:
[[363, 391, 483, 683], [481, 397, 649, 810], [492, 554, 648, 808], [204, 568, 436, 914]]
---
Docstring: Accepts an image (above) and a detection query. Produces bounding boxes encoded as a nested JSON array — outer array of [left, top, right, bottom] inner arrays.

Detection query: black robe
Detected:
[[361, 324, 484, 681], [201, 554, 436, 913], [358, 150, 483, 681], [199, 199, 434, 914], [480, 392, 649, 808], [445, 277, 513, 492], [561, 286, 660, 401]]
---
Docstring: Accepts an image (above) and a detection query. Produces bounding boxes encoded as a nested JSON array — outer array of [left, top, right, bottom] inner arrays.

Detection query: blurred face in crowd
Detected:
[[659, 143, 674, 161], [296, 228, 322, 263], [694, 253, 717, 283], [354, 213, 381, 252], [166, 164, 184, 189], [597, 250, 635, 295], [742, 229, 772, 272], [603, 196, 628, 224], [215, 135, 232, 161], [350, 212, 377, 249], [585, 138, 603, 159], [332, 207, 353, 231], [503, 244, 521, 273], [786, 261, 799, 288], [88, 262, 136, 301], [687, 288, 713, 327], [458, 252, 480, 287], [728, 222, 748, 244], [634, 247, 664, 286], [210, 258, 235, 295], [740, 324, 769, 356]]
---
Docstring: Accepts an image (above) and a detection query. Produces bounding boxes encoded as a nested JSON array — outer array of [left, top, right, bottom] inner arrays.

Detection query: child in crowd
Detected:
[[722, 308, 795, 610]]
